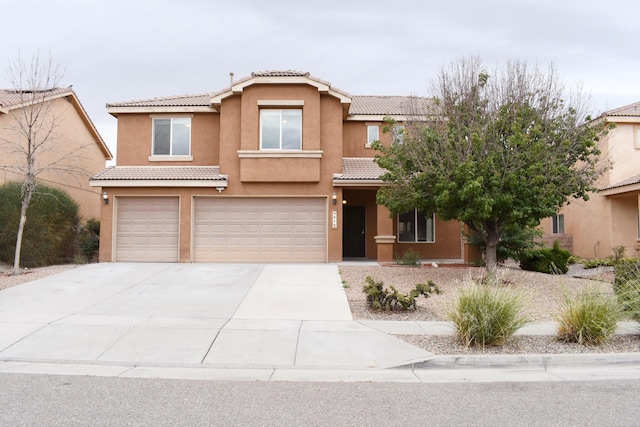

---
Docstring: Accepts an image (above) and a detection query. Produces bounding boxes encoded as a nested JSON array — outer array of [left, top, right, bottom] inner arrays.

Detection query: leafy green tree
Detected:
[[373, 57, 609, 267]]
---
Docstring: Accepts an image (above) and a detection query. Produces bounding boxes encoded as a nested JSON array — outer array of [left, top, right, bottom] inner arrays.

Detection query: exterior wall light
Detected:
[[103, 191, 109, 205], [216, 186, 225, 193], [332, 192, 337, 205]]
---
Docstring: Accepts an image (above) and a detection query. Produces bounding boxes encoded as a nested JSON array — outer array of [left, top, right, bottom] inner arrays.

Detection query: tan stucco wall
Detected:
[[342, 121, 392, 158], [115, 112, 219, 166], [0, 97, 108, 220], [541, 121, 640, 259]]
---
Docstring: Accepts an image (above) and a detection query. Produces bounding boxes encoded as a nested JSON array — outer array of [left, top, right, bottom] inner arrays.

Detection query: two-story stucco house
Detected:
[[0, 87, 112, 219], [90, 71, 478, 264], [541, 101, 640, 259]]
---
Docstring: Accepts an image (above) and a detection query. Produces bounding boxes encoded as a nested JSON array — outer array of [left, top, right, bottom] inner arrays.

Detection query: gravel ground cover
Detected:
[[0, 263, 81, 290], [340, 263, 640, 354]]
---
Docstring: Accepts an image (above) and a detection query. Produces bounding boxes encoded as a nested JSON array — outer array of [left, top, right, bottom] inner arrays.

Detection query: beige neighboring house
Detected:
[[90, 71, 480, 264], [0, 87, 113, 220], [541, 101, 640, 259]]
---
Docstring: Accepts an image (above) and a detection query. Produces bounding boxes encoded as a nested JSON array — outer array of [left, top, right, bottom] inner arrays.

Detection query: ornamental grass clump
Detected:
[[556, 287, 622, 345], [447, 274, 529, 348]]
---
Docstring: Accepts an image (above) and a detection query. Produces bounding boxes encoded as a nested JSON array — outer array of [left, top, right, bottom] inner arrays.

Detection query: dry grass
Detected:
[[340, 264, 615, 322]]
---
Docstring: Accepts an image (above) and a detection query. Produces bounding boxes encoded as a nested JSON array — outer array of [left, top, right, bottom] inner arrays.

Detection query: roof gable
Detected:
[[0, 87, 112, 160]]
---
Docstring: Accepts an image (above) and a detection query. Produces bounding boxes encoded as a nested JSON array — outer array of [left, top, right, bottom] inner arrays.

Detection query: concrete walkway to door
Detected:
[[0, 263, 432, 375]]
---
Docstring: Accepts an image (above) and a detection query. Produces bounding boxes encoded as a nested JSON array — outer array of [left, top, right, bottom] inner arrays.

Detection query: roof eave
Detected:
[[90, 178, 229, 188], [107, 105, 218, 116]]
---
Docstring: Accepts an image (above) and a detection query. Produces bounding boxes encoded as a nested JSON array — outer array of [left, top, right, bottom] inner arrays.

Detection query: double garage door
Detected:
[[115, 197, 327, 262]]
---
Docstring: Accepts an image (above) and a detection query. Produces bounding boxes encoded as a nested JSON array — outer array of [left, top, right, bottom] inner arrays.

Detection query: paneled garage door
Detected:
[[193, 198, 326, 262], [115, 197, 179, 262]]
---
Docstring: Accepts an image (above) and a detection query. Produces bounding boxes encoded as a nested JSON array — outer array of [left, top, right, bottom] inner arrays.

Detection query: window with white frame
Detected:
[[552, 214, 564, 234], [366, 124, 379, 147], [260, 109, 302, 150], [398, 209, 435, 242], [153, 118, 191, 156]]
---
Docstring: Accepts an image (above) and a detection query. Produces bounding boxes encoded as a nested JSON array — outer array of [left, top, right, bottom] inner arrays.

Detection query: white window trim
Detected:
[[397, 209, 435, 243], [152, 117, 192, 156], [259, 109, 302, 150], [366, 124, 379, 148], [257, 100, 305, 106]]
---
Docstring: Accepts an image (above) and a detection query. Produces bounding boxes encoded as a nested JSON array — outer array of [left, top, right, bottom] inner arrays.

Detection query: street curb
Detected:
[[397, 352, 640, 370]]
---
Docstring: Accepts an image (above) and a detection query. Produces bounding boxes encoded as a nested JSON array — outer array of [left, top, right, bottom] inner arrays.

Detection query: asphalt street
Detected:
[[0, 373, 638, 426]]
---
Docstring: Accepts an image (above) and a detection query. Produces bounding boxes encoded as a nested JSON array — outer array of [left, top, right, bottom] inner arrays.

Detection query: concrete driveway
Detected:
[[0, 263, 431, 371]]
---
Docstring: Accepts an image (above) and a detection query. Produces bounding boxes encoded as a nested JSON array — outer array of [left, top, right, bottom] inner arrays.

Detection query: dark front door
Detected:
[[343, 205, 366, 258]]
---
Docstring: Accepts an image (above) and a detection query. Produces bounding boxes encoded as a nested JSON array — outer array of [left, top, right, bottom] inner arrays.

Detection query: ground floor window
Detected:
[[552, 214, 564, 234], [398, 209, 434, 242]]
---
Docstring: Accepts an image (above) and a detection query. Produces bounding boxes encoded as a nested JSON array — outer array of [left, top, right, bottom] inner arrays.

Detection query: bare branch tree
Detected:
[[1, 51, 92, 275]]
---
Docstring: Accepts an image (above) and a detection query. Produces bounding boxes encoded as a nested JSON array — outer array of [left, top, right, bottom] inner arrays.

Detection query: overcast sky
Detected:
[[2, 0, 639, 160]]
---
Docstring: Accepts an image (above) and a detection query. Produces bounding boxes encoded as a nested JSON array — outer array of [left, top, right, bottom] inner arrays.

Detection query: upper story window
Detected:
[[260, 109, 302, 150], [635, 125, 640, 149], [393, 125, 406, 144], [552, 214, 564, 234], [153, 118, 191, 156], [398, 209, 435, 243], [366, 124, 379, 148]]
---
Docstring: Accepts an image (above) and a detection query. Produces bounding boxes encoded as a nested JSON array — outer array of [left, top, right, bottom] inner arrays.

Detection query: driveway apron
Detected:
[[0, 263, 432, 370]]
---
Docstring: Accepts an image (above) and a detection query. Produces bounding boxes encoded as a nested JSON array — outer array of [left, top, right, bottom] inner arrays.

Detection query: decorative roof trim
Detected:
[[211, 72, 351, 106], [107, 106, 217, 115], [90, 179, 228, 188]]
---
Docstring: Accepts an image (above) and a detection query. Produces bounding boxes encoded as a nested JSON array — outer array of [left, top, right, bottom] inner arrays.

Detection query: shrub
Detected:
[[613, 260, 640, 321], [395, 249, 421, 266], [77, 218, 100, 262], [583, 258, 613, 269], [518, 240, 570, 274], [556, 287, 622, 345], [363, 276, 440, 311], [447, 275, 529, 347], [0, 181, 80, 267]]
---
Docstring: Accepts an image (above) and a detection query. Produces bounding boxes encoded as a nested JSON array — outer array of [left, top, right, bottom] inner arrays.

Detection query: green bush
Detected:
[[556, 287, 622, 345], [518, 240, 570, 274], [77, 218, 100, 262], [613, 260, 640, 321], [363, 276, 440, 311], [583, 258, 614, 269], [0, 181, 80, 267], [395, 249, 421, 266], [447, 276, 529, 347]]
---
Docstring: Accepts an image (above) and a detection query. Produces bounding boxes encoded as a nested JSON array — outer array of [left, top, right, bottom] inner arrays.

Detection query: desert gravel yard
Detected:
[[339, 264, 640, 355]]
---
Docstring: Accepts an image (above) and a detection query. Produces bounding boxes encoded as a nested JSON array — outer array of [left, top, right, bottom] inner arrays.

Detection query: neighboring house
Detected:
[[0, 87, 113, 220], [90, 71, 479, 263], [541, 101, 640, 259]]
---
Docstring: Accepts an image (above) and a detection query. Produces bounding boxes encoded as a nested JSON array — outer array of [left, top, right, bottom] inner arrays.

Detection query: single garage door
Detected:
[[193, 197, 326, 262], [115, 197, 179, 262]]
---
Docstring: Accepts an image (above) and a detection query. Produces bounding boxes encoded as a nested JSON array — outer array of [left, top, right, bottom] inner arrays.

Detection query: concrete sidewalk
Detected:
[[0, 263, 638, 383]]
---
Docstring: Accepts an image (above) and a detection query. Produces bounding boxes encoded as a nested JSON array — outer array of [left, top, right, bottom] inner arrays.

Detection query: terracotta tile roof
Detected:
[[604, 101, 640, 117], [334, 158, 385, 181], [601, 173, 640, 191], [91, 166, 225, 181], [0, 87, 73, 110], [251, 70, 310, 77], [107, 93, 213, 108], [349, 95, 432, 116]]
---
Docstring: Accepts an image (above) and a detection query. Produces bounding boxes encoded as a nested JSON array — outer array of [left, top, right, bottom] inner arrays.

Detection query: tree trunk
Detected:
[[485, 228, 500, 270], [12, 188, 33, 276]]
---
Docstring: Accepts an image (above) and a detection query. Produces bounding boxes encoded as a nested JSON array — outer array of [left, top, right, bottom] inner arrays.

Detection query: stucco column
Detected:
[[374, 203, 395, 263]]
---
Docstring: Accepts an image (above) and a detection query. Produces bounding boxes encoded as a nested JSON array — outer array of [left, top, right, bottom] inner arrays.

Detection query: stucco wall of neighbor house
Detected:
[[115, 112, 219, 166], [610, 194, 640, 257], [607, 123, 640, 184], [0, 97, 108, 220]]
